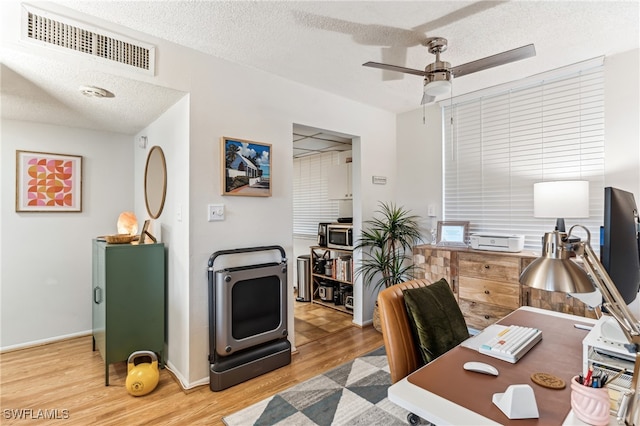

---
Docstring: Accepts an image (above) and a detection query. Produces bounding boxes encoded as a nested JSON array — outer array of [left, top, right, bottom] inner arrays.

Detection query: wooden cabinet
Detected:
[[309, 246, 353, 315], [92, 240, 165, 385], [457, 252, 521, 330], [327, 163, 352, 200], [413, 244, 596, 331]]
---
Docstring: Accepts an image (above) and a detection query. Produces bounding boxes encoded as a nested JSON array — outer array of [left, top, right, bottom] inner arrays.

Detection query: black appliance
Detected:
[[317, 222, 331, 247]]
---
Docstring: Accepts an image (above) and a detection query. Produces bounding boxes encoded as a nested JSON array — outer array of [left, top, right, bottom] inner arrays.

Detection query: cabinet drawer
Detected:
[[458, 252, 520, 282], [458, 276, 520, 309], [459, 298, 514, 330]]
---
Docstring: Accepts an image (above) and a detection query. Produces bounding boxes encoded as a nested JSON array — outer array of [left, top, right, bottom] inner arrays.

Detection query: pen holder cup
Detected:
[[570, 376, 610, 426]]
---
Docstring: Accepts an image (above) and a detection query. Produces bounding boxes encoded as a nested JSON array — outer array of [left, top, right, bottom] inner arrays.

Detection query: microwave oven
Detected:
[[327, 224, 353, 250]]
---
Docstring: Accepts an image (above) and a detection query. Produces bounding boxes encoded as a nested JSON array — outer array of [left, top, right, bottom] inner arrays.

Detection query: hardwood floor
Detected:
[[0, 310, 382, 425], [294, 299, 354, 346]]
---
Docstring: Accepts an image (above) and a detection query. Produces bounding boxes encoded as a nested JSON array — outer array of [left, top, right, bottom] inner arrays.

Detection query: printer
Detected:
[[469, 233, 525, 252]]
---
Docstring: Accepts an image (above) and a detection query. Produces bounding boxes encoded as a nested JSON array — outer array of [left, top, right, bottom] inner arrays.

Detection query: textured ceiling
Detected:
[[1, 1, 639, 135]]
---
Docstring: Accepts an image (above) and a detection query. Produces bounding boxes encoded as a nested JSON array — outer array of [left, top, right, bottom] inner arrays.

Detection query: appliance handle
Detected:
[[207, 245, 287, 268], [93, 287, 102, 304]]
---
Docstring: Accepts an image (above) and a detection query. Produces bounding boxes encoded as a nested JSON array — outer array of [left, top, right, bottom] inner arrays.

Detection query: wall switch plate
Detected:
[[207, 204, 224, 221]]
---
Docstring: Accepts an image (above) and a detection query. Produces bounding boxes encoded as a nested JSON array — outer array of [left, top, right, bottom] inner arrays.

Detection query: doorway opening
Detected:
[[292, 124, 358, 347]]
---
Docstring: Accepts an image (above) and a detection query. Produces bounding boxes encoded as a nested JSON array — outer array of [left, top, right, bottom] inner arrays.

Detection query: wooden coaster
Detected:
[[531, 372, 566, 389]]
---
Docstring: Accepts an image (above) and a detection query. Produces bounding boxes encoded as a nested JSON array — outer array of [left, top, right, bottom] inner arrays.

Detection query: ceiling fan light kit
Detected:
[[424, 73, 452, 96], [364, 37, 536, 105]]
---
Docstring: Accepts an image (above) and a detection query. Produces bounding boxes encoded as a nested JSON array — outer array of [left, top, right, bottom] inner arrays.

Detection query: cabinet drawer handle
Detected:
[[484, 315, 491, 320], [93, 287, 102, 304], [484, 290, 490, 295], [484, 264, 490, 269]]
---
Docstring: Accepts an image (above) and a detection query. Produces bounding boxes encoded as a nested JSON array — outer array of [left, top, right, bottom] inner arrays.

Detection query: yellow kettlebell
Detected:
[[125, 351, 159, 396]]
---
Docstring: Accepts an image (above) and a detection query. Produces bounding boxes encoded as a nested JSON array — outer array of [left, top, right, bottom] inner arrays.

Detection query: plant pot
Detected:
[[372, 302, 382, 333]]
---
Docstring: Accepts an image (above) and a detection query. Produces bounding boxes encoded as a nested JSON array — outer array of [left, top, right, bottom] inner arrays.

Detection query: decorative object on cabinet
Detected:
[[104, 234, 135, 244], [310, 246, 353, 315], [144, 145, 167, 219], [436, 220, 469, 246], [92, 240, 165, 386], [413, 244, 597, 331], [221, 136, 272, 197], [15, 150, 82, 212], [117, 211, 138, 235], [355, 202, 422, 293], [139, 219, 156, 243]]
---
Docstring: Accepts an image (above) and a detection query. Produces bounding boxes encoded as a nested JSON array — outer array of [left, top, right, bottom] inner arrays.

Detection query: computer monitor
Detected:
[[601, 187, 640, 305]]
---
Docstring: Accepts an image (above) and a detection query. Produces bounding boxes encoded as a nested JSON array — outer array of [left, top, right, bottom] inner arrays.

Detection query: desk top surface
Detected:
[[404, 307, 596, 425]]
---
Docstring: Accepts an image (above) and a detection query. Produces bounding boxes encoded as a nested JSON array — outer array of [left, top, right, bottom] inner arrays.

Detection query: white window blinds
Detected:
[[293, 152, 340, 236], [443, 63, 605, 250]]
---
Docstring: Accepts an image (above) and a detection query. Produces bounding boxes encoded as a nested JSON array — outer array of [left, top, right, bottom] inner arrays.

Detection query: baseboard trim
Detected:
[[0, 330, 92, 353]]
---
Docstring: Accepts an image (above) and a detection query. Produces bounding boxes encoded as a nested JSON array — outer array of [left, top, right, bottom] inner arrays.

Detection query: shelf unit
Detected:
[[310, 246, 353, 315]]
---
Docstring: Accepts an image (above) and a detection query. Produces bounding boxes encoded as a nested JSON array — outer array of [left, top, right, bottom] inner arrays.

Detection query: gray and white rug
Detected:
[[222, 347, 414, 425]]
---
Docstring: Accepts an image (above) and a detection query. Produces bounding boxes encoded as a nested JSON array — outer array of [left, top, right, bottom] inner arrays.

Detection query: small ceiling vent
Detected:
[[22, 5, 155, 75]]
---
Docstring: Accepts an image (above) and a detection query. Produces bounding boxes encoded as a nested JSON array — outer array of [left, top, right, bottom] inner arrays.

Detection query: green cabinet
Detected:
[[92, 240, 165, 385]]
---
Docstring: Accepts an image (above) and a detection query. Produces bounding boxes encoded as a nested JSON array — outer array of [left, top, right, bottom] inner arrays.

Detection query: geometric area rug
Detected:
[[222, 347, 417, 425]]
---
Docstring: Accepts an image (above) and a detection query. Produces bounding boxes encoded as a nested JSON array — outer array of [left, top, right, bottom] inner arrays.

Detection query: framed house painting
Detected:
[[221, 136, 272, 197], [16, 150, 83, 212]]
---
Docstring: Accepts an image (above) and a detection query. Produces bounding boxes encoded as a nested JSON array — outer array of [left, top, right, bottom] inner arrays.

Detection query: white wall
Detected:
[[133, 95, 191, 385], [179, 50, 396, 385], [395, 105, 443, 239], [604, 49, 640, 198], [0, 121, 133, 349]]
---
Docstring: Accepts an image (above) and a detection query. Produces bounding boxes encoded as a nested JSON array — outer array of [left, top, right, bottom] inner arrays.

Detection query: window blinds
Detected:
[[293, 152, 340, 236], [443, 64, 605, 250]]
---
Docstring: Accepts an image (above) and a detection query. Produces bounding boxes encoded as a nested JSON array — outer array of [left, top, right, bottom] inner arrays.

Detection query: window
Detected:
[[443, 61, 605, 250], [293, 152, 340, 236]]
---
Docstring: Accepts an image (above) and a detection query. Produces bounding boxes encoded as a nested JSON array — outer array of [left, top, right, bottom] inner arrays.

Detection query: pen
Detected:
[[584, 366, 593, 387]]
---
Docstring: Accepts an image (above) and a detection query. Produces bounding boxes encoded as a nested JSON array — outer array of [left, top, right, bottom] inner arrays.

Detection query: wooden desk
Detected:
[[388, 307, 598, 425]]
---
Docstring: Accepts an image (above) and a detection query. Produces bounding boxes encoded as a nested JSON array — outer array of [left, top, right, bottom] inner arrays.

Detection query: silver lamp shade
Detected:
[[519, 231, 595, 293]]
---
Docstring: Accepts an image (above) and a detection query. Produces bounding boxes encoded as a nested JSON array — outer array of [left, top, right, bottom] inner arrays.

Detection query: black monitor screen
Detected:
[[602, 187, 640, 305]]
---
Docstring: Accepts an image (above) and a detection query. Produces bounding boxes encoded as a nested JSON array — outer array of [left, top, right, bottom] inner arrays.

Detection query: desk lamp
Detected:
[[520, 225, 640, 425]]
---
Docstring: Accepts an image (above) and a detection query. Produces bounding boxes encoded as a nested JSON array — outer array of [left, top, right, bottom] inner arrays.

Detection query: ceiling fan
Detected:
[[363, 37, 536, 105]]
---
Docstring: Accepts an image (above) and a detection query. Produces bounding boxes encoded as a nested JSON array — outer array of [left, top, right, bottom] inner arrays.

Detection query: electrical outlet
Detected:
[[207, 204, 224, 221]]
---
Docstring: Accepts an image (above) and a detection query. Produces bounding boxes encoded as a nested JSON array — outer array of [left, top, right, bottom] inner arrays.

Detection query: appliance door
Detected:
[[328, 228, 352, 249]]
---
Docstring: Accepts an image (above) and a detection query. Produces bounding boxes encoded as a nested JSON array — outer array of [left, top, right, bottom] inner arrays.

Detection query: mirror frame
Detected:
[[144, 145, 167, 219]]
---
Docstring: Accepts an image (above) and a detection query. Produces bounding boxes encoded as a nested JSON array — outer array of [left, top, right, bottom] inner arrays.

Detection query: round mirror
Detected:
[[144, 145, 167, 219]]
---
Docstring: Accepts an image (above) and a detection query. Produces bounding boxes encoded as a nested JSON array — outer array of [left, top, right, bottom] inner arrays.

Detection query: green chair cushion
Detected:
[[402, 278, 469, 364]]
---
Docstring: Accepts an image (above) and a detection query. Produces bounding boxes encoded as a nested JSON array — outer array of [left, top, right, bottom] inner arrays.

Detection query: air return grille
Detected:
[[23, 5, 155, 75]]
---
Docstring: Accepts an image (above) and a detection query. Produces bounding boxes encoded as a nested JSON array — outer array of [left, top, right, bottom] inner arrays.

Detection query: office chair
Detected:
[[377, 278, 469, 425]]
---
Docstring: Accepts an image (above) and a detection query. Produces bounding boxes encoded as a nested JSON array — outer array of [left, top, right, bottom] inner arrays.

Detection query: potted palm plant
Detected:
[[355, 202, 423, 330]]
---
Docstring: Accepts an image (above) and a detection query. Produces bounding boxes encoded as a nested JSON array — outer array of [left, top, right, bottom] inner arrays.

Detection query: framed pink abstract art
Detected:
[[16, 150, 83, 212]]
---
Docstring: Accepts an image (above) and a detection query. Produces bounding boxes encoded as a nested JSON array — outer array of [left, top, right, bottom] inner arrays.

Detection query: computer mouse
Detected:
[[463, 361, 499, 376]]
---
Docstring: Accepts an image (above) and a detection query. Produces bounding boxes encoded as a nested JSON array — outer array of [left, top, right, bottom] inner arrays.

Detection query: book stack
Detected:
[[332, 256, 352, 282]]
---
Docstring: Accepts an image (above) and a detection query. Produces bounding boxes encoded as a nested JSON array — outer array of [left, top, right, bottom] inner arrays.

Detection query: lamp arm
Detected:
[[569, 225, 640, 425], [568, 225, 640, 337]]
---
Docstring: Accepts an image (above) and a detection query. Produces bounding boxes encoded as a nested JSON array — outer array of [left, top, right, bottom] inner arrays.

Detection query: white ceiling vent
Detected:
[[22, 5, 155, 76]]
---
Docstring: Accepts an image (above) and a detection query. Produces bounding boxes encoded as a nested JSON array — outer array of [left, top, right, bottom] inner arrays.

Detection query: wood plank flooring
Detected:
[[0, 305, 382, 425]]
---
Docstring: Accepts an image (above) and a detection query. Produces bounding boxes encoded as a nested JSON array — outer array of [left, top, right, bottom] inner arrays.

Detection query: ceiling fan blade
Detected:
[[421, 93, 436, 105], [363, 61, 426, 77], [451, 44, 535, 78]]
